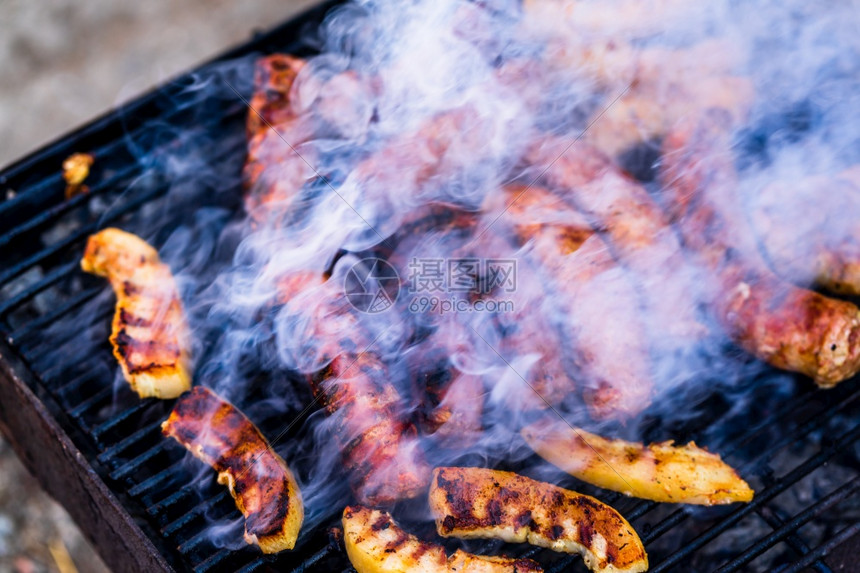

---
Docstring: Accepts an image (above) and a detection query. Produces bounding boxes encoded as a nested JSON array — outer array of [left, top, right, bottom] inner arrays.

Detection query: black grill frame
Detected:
[[1, 2, 859, 572]]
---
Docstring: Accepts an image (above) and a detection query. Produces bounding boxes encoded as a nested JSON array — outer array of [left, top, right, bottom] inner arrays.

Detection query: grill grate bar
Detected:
[[0, 164, 137, 250], [625, 501, 658, 521], [97, 419, 165, 464], [128, 466, 182, 498], [545, 555, 581, 572], [109, 441, 170, 481], [712, 478, 858, 572], [178, 527, 231, 556], [67, 385, 114, 418], [282, 542, 340, 573], [162, 490, 232, 538], [0, 94, 245, 229], [641, 508, 687, 544], [26, 309, 113, 372], [0, 217, 109, 288], [41, 353, 107, 387], [193, 548, 235, 573], [650, 422, 860, 572], [751, 507, 831, 573], [146, 485, 194, 517], [0, 261, 78, 317], [758, 505, 832, 573], [722, 380, 860, 460], [8, 288, 102, 344], [775, 523, 860, 573], [0, 133, 245, 298], [90, 401, 150, 438]]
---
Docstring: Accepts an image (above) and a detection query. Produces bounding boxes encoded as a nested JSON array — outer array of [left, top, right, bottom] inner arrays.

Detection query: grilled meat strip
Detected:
[[81, 228, 191, 399], [243, 54, 315, 223], [487, 185, 654, 418], [527, 138, 706, 352], [312, 347, 431, 505], [465, 222, 578, 412], [342, 505, 542, 573], [407, 335, 485, 447], [244, 54, 374, 224], [522, 418, 753, 505], [162, 386, 303, 553], [429, 467, 648, 573], [389, 205, 489, 444], [279, 273, 431, 505], [660, 115, 860, 387], [750, 167, 860, 296]]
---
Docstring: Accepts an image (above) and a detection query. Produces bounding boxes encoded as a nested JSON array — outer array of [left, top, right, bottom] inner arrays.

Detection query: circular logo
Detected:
[[344, 257, 400, 314]]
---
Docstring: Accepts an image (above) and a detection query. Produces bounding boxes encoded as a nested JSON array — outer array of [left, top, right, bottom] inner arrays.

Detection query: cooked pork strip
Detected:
[[527, 137, 706, 353], [487, 185, 654, 418], [243, 54, 318, 223], [751, 167, 860, 296], [429, 467, 648, 573], [81, 228, 191, 399], [342, 505, 543, 573], [279, 273, 431, 505], [162, 386, 303, 553], [660, 115, 860, 387]]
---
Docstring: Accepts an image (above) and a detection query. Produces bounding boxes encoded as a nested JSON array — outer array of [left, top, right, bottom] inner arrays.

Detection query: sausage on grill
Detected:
[[487, 185, 654, 419], [660, 114, 860, 387], [244, 55, 374, 224], [750, 167, 860, 296], [162, 386, 303, 553], [527, 137, 706, 353], [81, 228, 191, 399]]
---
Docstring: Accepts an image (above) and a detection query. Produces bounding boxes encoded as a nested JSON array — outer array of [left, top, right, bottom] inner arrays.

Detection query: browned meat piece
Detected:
[[750, 167, 860, 295], [393, 203, 574, 415], [243, 55, 375, 224], [281, 274, 431, 505], [660, 114, 860, 387], [469, 217, 577, 411], [585, 74, 753, 159], [344, 103, 513, 211], [342, 505, 543, 572], [243, 55, 317, 222], [527, 137, 707, 354], [311, 348, 431, 505], [429, 467, 648, 573], [81, 228, 191, 399], [486, 185, 654, 419], [406, 335, 485, 447], [162, 386, 303, 553], [518, 18, 753, 159]]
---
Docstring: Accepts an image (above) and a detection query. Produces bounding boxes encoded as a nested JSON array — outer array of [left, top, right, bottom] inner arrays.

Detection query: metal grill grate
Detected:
[[0, 2, 858, 572]]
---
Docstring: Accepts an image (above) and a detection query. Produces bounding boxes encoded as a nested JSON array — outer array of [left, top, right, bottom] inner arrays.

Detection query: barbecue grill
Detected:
[[0, 2, 858, 572]]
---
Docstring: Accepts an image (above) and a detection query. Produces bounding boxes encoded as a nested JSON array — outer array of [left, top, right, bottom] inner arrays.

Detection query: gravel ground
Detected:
[[0, 1, 314, 571]]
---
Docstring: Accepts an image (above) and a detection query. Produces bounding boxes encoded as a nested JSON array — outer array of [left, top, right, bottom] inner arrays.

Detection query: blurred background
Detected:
[[0, 1, 315, 571]]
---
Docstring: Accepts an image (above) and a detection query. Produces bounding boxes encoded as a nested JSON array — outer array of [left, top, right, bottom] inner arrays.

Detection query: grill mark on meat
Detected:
[[430, 467, 647, 572], [162, 387, 302, 551]]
